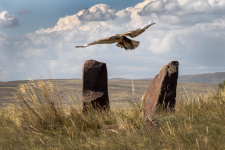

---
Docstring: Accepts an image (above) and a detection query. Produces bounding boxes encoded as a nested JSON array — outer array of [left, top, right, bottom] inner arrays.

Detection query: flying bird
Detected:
[[76, 23, 155, 50]]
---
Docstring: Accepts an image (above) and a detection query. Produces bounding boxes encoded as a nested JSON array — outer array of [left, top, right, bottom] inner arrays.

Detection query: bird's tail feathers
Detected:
[[130, 40, 140, 50], [116, 40, 140, 50]]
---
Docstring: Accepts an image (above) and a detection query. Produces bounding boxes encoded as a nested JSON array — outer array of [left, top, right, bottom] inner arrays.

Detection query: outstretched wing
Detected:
[[76, 37, 118, 48], [120, 23, 155, 38]]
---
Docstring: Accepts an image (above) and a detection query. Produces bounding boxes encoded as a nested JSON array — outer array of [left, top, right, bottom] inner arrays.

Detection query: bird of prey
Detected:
[[76, 23, 155, 50]]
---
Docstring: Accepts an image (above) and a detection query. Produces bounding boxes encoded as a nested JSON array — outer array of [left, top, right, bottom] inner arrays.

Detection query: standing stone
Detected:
[[82, 60, 110, 112], [142, 61, 179, 121]]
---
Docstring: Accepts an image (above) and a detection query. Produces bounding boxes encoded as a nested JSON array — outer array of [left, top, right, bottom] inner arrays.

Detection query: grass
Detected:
[[0, 79, 218, 107], [0, 79, 225, 149]]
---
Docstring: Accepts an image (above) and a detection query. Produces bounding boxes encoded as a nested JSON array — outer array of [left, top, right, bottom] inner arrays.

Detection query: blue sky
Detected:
[[0, 0, 143, 35], [0, 0, 225, 81]]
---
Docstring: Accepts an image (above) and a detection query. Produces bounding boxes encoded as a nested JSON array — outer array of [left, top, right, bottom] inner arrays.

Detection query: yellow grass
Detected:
[[0, 79, 225, 149]]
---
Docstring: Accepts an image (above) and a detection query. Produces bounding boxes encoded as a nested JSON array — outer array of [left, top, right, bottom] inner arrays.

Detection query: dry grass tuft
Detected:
[[15, 80, 66, 131]]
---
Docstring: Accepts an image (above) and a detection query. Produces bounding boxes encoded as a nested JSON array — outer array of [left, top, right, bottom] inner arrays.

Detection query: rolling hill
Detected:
[[178, 72, 225, 84]]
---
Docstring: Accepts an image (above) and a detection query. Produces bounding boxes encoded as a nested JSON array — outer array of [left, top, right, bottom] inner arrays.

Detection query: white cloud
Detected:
[[36, 4, 116, 34], [138, 0, 225, 25], [17, 48, 47, 58], [140, 0, 165, 15], [0, 11, 19, 28], [1, 0, 225, 81], [0, 32, 6, 37], [78, 4, 117, 21], [0, 32, 8, 47]]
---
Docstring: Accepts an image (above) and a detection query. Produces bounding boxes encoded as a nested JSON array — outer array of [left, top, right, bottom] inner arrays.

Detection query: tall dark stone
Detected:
[[82, 60, 110, 112], [142, 61, 179, 124]]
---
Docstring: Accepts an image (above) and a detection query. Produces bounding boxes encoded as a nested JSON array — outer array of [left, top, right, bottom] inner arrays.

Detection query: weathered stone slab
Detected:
[[141, 116, 159, 132], [142, 61, 179, 121], [82, 60, 110, 112]]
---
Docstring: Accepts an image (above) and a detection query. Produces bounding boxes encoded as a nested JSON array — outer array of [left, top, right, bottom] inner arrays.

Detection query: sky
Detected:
[[0, 0, 225, 81]]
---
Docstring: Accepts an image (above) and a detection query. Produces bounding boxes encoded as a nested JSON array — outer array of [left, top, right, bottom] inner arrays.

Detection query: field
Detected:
[[0, 79, 224, 149], [0, 79, 218, 108]]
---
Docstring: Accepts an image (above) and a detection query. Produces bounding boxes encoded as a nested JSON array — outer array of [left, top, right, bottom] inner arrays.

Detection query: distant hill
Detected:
[[178, 72, 225, 84], [1, 72, 224, 84]]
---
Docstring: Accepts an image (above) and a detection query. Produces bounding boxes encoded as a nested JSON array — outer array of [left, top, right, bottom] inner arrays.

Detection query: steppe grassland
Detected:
[[0, 79, 223, 149], [0, 79, 218, 107]]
